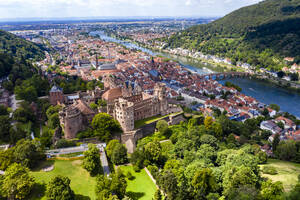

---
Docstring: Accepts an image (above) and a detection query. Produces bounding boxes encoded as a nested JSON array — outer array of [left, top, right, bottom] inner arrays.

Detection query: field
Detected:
[[30, 159, 97, 200], [119, 165, 157, 200], [260, 159, 300, 191]]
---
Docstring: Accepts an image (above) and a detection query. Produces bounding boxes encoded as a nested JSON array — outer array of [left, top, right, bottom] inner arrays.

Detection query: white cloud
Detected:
[[0, 0, 262, 19]]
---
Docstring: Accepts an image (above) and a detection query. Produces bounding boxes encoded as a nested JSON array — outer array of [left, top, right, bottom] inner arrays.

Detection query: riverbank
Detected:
[[251, 75, 300, 94], [121, 36, 300, 92], [219, 77, 300, 118], [90, 31, 300, 118]]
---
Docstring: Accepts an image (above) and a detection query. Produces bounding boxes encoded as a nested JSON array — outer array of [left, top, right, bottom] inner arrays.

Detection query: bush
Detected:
[[55, 139, 76, 149], [126, 171, 134, 180], [147, 165, 159, 179], [76, 128, 93, 139], [133, 165, 141, 172], [262, 166, 278, 175]]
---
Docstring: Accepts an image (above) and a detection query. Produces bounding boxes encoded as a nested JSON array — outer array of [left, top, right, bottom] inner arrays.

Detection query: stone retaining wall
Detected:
[[121, 113, 185, 153]]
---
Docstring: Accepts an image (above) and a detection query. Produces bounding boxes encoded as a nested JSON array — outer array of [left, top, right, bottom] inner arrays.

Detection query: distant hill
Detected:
[[165, 0, 300, 70], [0, 30, 45, 60], [0, 30, 45, 78]]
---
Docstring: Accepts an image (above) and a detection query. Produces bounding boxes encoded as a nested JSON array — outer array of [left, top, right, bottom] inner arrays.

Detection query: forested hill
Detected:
[[0, 30, 45, 78], [0, 30, 45, 60], [165, 0, 300, 70]]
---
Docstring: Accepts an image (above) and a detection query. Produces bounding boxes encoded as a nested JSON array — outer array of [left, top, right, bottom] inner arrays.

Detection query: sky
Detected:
[[0, 0, 262, 20]]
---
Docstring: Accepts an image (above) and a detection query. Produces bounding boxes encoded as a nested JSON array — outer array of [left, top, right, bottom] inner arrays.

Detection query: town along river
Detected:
[[90, 31, 300, 118]]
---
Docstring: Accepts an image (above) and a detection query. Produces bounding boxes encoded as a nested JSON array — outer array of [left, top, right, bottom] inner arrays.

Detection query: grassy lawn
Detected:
[[58, 152, 84, 158], [135, 112, 182, 128], [119, 165, 157, 200], [30, 159, 97, 200], [260, 159, 300, 191]]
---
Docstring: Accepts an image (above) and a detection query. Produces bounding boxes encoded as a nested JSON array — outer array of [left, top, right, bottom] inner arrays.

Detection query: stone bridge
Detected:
[[199, 72, 249, 80]]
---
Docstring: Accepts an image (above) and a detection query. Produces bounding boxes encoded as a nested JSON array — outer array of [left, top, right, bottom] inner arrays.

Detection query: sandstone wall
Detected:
[[121, 113, 185, 153]]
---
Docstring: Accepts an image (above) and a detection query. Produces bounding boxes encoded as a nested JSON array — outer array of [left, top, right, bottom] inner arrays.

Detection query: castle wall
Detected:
[[64, 112, 83, 139], [121, 113, 185, 153]]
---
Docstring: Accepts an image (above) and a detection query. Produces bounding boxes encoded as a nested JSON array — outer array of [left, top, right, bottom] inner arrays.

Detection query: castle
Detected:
[[50, 80, 176, 139], [49, 85, 103, 139], [113, 83, 169, 132]]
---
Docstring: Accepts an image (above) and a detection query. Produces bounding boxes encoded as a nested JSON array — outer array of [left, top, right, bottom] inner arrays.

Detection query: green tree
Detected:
[[90, 102, 98, 110], [262, 108, 269, 117], [82, 144, 102, 176], [46, 105, 61, 120], [212, 122, 223, 140], [95, 169, 127, 200], [46, 175, 75, 200], [0, 115, 11, 143], [227, 185, 258, 200], [257, 151, 268, 164], [197, 144, 217, 165], [106, 139, 120, 158], [188, 118, 198, 129], [269, 104, 280, 112], [272, 134, 280, 152], [12, 139, 45, 169], [0, 148, 14, 170], [156, 120, 170, 136], [92, 113, 122, 141], [48, 113, 60, 129], [86, 81, 95, 91], [15, 85, 38, 102], [287, 183, 300, 200], [204, 116, 213, 130], [223, 165, 259, 197], [200, 134, 218, 149], [144, 141, 162, 164], [260, 180, 284, 200], [0, 105, 8, 116], [2, 163, 35, 200], [158, 170, 178, 200], [13, 104, 36, 123], [275, 140, 297, 161], [153, 189, 162, 200], [111, 143, 128, 165], [192, 168, 217, 199], [98, 99, 107, 107]]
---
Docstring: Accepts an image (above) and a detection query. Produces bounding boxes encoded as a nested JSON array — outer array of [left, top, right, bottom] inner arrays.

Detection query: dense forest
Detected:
[[164, 0, 300, 71], [0, 30, 45, 78]]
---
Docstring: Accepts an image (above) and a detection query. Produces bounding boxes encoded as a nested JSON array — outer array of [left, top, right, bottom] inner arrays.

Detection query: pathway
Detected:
[[144, 167, 158, 188], [46, 143, 110, 175], [100, 150, 110, 175]]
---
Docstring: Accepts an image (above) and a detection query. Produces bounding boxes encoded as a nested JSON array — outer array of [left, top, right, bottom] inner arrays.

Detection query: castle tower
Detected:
[[114, 98, 134, 132], [133, 80, 142, 95], [154, 83, 168, 115], [49, 85, 64, 105], [59, 106, 83, 139]]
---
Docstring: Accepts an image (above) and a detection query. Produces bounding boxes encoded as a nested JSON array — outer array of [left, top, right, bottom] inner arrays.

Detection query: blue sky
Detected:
[[0, 0, 262, 19]]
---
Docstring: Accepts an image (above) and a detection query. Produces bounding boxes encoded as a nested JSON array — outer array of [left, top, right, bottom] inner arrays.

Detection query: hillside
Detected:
[[0, 30, 45, 78], [165, 0, 300, 70]]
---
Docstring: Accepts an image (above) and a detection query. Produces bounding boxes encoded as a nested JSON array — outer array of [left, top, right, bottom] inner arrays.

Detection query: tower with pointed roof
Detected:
[[50, 85, 64, 105]]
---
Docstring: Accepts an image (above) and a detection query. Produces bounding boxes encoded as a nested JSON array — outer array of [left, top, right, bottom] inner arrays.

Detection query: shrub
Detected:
[[262, 166, 278, 175], [55, 139, 76, 149], [133, 165, 140, 172], [147, 165, 159, 179], [126, 171, 134, 180]]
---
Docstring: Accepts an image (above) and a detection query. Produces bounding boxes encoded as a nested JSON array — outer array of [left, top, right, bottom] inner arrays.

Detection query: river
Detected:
[[90, 31, 300, 118]]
